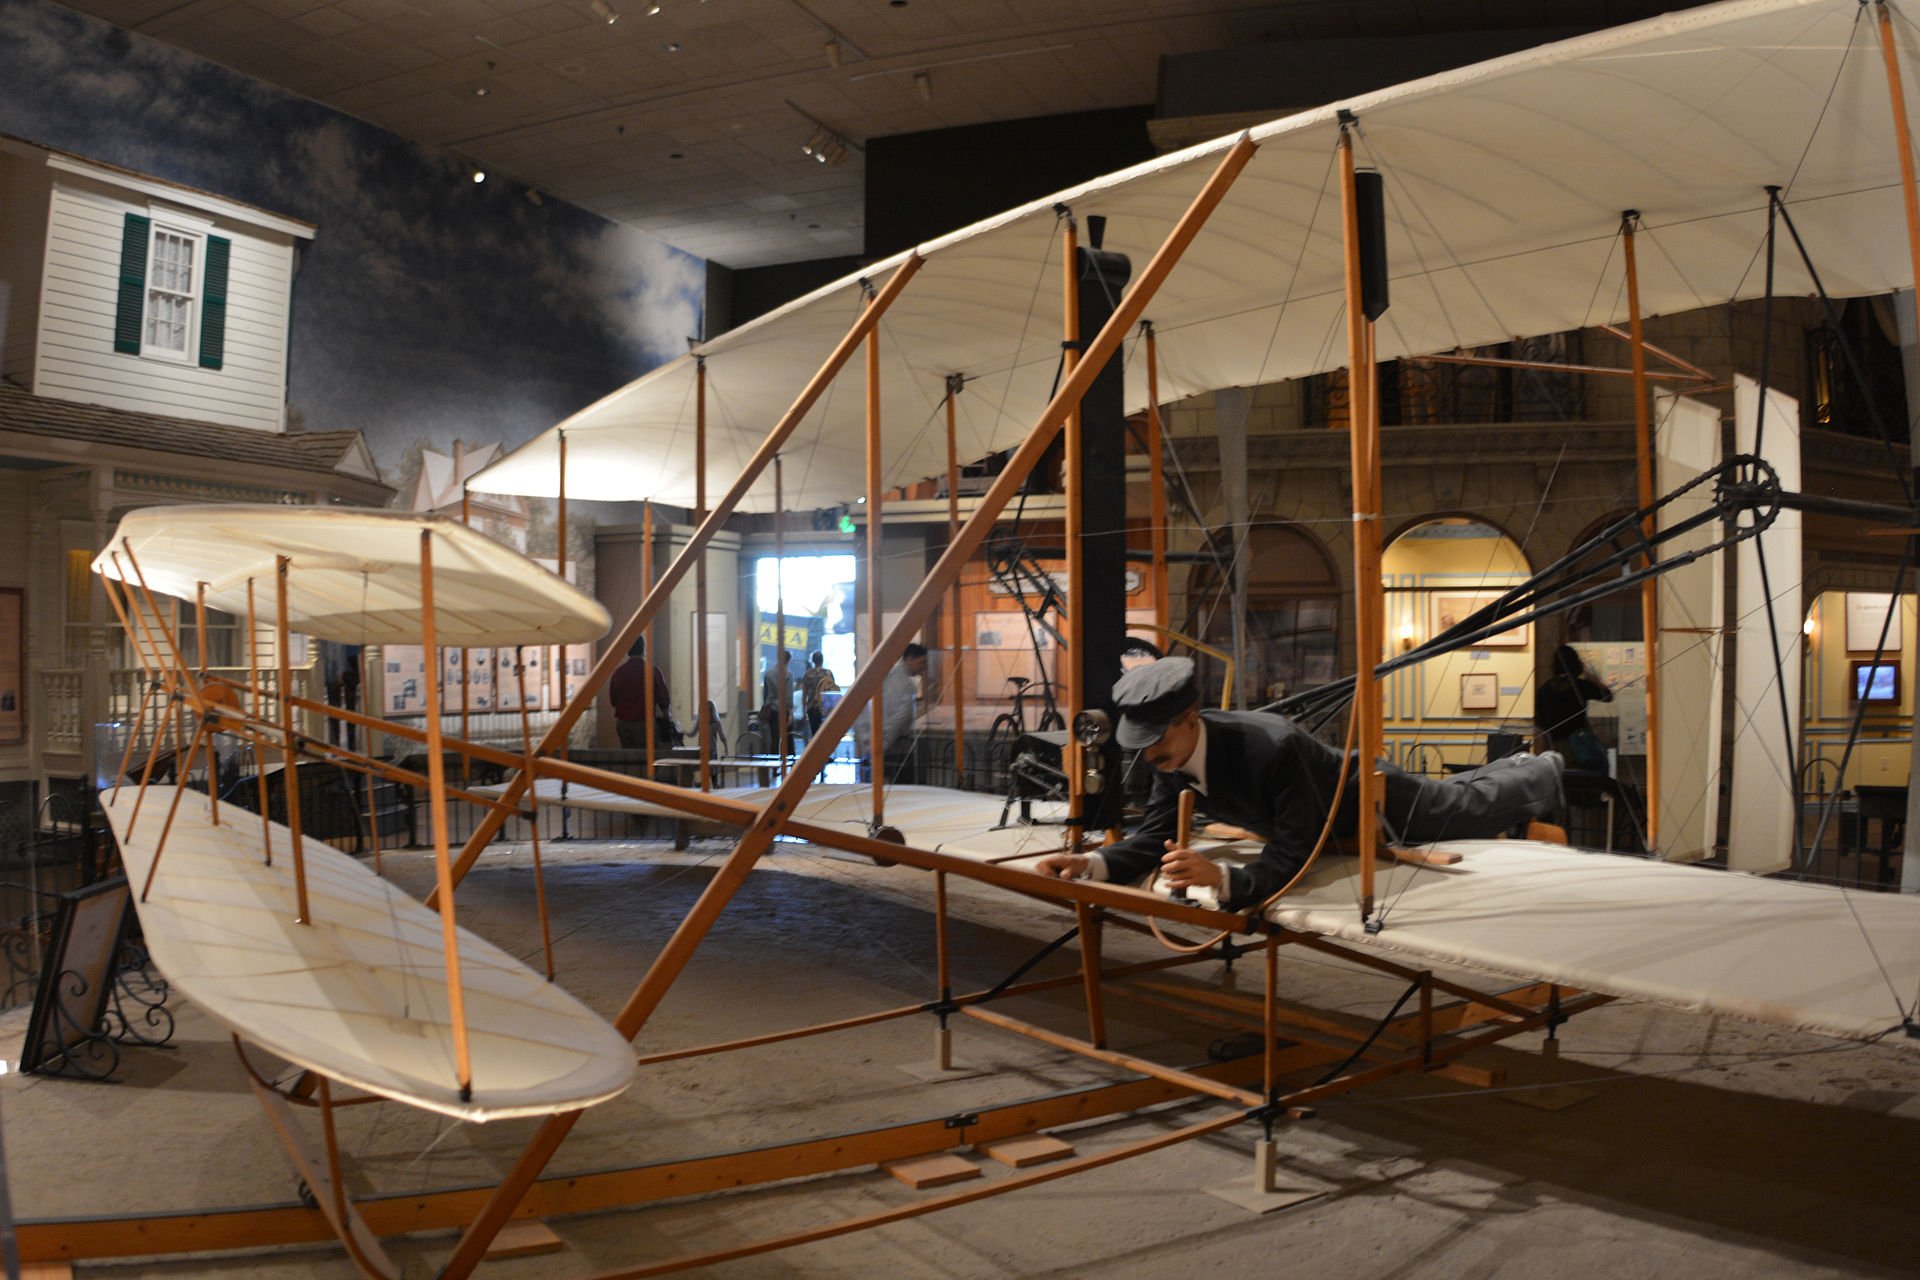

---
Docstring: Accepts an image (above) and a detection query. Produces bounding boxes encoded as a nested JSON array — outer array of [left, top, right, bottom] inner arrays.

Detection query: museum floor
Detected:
[[5, 836, 1918, 1279]]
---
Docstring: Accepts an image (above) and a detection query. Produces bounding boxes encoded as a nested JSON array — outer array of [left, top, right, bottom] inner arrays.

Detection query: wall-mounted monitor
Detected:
[[1849, 659, 1901, 707]]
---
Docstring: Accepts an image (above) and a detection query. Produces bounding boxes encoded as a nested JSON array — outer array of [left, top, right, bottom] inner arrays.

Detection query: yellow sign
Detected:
[[754, 619, 812, 650]]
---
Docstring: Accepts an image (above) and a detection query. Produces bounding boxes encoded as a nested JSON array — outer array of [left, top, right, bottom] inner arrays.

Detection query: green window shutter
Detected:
[[114, 213, 150, 354], [198, 234, 230, 370]]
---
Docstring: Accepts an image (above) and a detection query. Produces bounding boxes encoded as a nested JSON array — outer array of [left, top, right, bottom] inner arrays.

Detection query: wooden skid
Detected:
[[246, 1073, 398, 1280]]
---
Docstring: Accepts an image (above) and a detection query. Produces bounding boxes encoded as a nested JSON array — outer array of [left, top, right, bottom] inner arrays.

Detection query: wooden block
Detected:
[[884, 1152, 982, 1189], [979, 1134, 1074, 1168], [1435, 1061, 1507, 1088], [22, 1264, 74, 1280], [1386, 845, 1463, 866], [1524, 820, 1568, 845], [484, 1218, 566, 1260]]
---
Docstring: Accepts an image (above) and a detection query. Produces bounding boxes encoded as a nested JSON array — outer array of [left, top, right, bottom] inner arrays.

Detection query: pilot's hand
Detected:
[[1159, 842, 1223, 892], [1037, 853, 1092, 880]]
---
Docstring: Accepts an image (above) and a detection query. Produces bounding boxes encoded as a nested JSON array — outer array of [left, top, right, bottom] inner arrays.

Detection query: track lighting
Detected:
[[590, 0, 619, 23]]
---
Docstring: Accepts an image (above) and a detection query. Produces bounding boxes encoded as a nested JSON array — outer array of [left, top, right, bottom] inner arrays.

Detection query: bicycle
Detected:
[[984, 675, 1065, 785]]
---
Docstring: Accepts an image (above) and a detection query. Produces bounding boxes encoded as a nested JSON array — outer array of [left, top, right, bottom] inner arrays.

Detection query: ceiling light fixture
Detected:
[[645, 2, 661, 13], [824, 38, 842, 68], [912, 69, 932, 102], [470, 164, 487, 184], [589, 0, 620, 23], [800, 126, 847, 165]]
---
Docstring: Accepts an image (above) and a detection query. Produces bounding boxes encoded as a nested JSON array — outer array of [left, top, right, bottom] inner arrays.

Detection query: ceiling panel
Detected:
[[57, 0, 1669, 268]]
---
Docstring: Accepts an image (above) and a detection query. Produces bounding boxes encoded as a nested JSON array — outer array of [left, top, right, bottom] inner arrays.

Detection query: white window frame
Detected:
[[139, 205, 214, 365]]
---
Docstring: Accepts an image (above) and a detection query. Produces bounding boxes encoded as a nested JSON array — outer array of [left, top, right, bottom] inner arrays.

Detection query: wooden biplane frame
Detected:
[[28, 4, 1920, 1276]]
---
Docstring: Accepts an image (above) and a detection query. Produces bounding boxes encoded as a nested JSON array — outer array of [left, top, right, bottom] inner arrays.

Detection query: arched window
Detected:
[[1185, 522, 1340, 706]]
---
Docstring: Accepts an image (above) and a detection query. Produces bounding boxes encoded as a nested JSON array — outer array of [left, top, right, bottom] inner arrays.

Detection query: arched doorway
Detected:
[[1381, 517, 1533, 775]]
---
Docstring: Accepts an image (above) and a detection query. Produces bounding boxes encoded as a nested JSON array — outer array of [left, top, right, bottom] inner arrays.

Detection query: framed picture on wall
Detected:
[[1430, 591, 1528, 648], [1460, 671, 1500, 712], [1845, 591, 1902, 653]]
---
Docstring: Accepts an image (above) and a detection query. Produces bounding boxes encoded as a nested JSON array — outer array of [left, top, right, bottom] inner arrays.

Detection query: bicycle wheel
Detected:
[[1036, 708, 1066, 734], [985, 713, 1022, 787]]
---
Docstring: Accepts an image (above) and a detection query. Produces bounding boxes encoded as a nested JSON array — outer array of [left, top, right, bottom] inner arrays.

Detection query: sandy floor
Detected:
[[6, 835, 1918, 1279]]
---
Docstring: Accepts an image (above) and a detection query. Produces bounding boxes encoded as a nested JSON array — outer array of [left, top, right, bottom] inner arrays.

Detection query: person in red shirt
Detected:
[[608, 636, 672, 753]]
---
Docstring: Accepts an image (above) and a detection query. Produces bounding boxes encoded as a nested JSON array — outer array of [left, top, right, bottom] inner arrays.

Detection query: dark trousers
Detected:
[[1338, 752, 1558, 844]]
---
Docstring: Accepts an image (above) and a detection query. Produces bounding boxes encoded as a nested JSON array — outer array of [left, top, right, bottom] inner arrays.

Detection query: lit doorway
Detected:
[[753, 554, 857, 763]]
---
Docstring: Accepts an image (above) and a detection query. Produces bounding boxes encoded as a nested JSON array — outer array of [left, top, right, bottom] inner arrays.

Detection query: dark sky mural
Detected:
[[0, 0, 703, 510]]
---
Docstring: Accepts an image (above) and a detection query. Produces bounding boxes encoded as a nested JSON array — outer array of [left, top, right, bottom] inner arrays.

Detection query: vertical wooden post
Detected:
[[248, 578, 273, 862], [1074, 901, 1107, 1048], [1339, 124, 1384, 924], [1062, 214, 1086, 852], [945, 377, 967, 781], [194, 581, 218, 827], [274, 556, 310, 925], [418, 530, 473, 1099], [1145, 323, 1170, 636], [459, 486, 472, 764], [1621, 213, 1660, 850], [1263, 932, 1279, 1105], [517, 649, 555, 981], [642, 500, 656, 768], [696, 359, 712, 791], [775, 455, 789, 776], [555, 433, 568, 591], [1879, 2, 1920, 296], [865, 283, 886, 826], [1874, 0, 1920, 893], [359, 642, 380, 874]]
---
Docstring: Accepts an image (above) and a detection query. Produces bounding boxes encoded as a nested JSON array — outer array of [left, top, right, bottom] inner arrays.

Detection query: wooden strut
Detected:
[[95, 571, 157, 805], [516, 649, 556, 980], [1144, 322, 1170, 635], [1339, 126, 1384, 925], [194, 581, 219, 828], [1875, 0, 1920, 900], [775, 455, 789, 777], [417, 531, 474, 1101], [643, 500, 656, 772], [695, 361, 712, 793], [248, 577, 273, 864], [114, 585, 182, 837], [1621, 213, 1660, 850], [946, 380, 966, 779], [1417, 351, 1706, 382], [115, 547, 219, 886], [273, 556, 311, 923], [433, 141, 1255, 1280], [1062, 211, 1086, 852], [866, 281, 885, 829], [236, 1040, 399, 1280]]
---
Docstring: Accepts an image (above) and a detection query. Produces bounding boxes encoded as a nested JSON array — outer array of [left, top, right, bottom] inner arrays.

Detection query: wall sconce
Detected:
[[1398, 626, 1416, 652], [1803, 615, 1816, 638]]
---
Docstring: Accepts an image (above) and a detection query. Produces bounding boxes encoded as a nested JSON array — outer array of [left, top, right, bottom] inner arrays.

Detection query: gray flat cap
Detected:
[[1112, 655, 1199, 749]]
